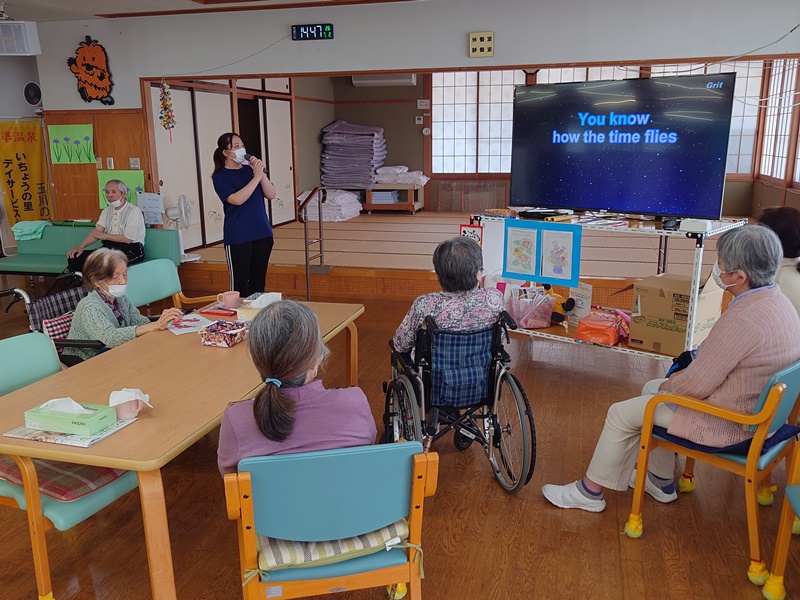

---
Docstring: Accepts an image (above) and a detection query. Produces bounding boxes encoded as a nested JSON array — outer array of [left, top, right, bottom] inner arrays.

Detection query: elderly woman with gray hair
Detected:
[[542, 225, 800, 513], [217, 300, 377, 476], [392, 236, 504, 352]]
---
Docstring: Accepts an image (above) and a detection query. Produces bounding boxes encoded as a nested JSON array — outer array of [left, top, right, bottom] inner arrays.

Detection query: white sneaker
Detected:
[[629, 470, 677, 504], [542, 481, 606, 512]]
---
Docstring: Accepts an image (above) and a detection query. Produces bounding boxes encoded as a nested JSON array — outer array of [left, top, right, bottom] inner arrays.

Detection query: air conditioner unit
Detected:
[[0, 22, 41, 56], [352, 73, 417, 88]]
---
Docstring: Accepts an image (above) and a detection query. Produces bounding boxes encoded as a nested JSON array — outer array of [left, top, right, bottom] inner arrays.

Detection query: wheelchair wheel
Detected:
[[384, 375, 423, 443], [453, 430, 474, 451], [489, 372, 535, 494]]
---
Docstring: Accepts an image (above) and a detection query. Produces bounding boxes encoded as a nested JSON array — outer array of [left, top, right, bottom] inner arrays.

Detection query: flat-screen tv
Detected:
[[509, 72, 736, 220]]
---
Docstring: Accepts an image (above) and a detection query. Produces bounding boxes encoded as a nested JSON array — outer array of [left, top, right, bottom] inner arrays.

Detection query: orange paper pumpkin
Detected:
[[67, 36, 115, 105]]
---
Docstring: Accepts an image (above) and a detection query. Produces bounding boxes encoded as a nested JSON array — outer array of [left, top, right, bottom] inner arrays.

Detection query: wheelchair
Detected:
[[382, 311, 535, 494]]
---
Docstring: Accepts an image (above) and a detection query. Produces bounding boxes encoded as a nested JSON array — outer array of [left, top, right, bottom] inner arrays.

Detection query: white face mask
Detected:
[[711, 262, 735, 289], [104, 283, 127, 298], [108, 199, 123, 209], [231, 147, 247, 164]]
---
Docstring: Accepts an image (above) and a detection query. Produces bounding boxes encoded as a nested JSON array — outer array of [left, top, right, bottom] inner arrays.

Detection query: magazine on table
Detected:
[[3, 418, 137, 448], [167, 313, 213, 335]]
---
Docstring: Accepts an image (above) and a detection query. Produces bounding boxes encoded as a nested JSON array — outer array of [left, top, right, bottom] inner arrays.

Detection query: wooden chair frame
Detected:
[[624, 380, 799, 585], [763, 441, 800, 600], [224, 450, 439, 600]]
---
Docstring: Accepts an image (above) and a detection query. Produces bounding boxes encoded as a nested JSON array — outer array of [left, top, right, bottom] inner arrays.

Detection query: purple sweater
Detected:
[[217, 380, 377, 475]]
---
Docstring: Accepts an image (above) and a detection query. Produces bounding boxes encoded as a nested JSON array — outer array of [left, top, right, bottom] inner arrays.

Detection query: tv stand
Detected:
[[487, 216, 747, 358]]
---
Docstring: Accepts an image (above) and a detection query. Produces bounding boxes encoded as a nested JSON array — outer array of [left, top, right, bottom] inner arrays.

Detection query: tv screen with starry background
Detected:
[[509, 72, 736, 220]]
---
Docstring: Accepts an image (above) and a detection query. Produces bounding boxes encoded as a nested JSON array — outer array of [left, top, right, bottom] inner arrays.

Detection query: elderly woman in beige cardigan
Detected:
[[542, 225, 800, 513]]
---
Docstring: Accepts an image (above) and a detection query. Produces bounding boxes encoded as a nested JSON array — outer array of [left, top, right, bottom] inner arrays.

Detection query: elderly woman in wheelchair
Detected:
[[542, 225, 800, 514], [384, 237, 535, 494], [61, 248, 184, 364], [217, 300, 377, 476]]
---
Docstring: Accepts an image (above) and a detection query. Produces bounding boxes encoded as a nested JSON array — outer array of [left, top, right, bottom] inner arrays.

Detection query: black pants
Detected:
[[225, 236, 274, 298], [67, 241, 145, 272]]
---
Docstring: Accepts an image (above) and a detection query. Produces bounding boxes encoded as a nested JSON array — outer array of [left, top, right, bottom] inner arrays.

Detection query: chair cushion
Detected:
[[257, 518, 409, 572], [652, 423, 800, 456], [0, 457, 128, 502], [42, 311, 74, 341]]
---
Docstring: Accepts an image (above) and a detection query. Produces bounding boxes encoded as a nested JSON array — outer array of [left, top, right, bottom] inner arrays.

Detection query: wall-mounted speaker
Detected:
[[23, 81, 42, 107]]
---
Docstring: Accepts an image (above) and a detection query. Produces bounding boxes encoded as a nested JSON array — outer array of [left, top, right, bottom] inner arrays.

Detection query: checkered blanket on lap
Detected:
[[430, 326, 493, 408]]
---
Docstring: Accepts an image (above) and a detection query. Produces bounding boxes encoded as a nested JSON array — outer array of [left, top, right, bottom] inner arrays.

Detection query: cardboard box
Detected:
[[628, 273, 723, 356], [24, 403, 117, 435]]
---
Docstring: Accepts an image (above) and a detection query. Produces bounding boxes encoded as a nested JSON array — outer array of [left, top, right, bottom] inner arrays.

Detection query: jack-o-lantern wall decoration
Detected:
[[67, 36, 115, 105]]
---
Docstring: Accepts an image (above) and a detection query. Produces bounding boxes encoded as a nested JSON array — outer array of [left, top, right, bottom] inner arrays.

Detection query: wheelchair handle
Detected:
[[423, 315, 441, 335], [1, 288, 27, 314], [499, 310, 518, 330]]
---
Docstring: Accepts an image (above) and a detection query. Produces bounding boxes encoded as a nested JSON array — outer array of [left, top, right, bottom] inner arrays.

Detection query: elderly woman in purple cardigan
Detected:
[[217, 300, 376, 476]]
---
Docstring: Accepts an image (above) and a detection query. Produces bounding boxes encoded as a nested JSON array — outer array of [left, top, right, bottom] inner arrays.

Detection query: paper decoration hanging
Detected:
[[67, 36, 115, 105], [158, 81, 176, 142]]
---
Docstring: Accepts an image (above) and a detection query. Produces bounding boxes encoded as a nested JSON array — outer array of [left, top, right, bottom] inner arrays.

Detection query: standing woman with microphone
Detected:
[[212, 132, 277, 297]]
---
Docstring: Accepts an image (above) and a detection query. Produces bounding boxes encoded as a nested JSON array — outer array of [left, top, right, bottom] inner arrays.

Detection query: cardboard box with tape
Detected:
[[628, 273, 723, 356]]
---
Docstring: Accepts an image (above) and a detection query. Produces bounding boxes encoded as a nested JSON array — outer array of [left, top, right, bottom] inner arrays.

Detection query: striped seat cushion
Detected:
[[257, 518, 409, 571], [0, 456, 128, 502]]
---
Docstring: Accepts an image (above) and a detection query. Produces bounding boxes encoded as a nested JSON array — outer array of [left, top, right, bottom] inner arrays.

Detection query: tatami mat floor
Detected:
[[195, 212, 470, 271]]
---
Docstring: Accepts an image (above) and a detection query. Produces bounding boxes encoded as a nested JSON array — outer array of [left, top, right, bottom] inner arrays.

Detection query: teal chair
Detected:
[[624, 360, 800, 586], [126, 257, 215, 308], [224, 442, 439, 600], [0, 332, 138, 600]]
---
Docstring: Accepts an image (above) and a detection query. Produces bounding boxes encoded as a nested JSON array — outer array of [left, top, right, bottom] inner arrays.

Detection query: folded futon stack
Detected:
[[296, 189, 362, 222], [320, 120, 387, 188]]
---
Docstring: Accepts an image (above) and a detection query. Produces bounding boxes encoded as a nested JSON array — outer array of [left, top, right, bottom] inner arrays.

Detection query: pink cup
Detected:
[[116, 399, 144, 420], [217, 291, 240, 308]]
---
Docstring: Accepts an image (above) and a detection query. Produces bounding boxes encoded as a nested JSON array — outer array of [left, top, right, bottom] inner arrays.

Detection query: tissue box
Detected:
[[236, 305, 261, 322], [24, 403, 117, 435], [199, 320, 249, 348]]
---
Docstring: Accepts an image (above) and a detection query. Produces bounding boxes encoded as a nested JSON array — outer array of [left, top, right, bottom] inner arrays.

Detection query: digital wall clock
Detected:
[[291, 23, 334, 41]]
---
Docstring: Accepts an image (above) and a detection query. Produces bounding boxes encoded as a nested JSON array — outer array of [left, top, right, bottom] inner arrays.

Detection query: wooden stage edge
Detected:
[[179, 261, 637, 306]]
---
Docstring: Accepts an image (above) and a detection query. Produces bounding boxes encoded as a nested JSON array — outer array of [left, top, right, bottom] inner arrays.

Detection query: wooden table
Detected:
[[0, 301, 364, 600]]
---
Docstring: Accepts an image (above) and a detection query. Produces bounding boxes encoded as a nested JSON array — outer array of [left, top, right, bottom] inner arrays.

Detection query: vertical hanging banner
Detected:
[[0, 121, 52, 224]]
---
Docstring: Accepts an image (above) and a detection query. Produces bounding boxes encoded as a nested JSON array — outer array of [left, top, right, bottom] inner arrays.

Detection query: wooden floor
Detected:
[[0, 281, 798, 599]]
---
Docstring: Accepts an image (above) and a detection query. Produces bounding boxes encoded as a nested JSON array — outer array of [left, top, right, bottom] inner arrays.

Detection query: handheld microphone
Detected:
[[244, 153, 257, 162]]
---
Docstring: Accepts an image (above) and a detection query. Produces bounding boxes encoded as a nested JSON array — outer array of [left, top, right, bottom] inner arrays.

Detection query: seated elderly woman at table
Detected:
[[542, 225, 800, 513], [392, 236, 504, 352], [217, 300, 377, 476], [62, 248, 184, 363]]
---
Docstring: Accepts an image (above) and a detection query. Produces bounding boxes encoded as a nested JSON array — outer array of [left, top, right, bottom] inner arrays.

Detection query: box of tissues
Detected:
[[237, 292, 282, 322], [24, 398, 117, 435]]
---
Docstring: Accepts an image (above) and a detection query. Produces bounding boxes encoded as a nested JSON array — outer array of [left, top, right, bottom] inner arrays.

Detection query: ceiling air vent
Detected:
[[351, 73, 417, 88], [0, 21, 41, 56]]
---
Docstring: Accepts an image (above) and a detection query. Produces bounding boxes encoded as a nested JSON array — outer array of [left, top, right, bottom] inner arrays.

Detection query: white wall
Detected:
[[0, 56, 40, 117], [35, 0, 800, 110]]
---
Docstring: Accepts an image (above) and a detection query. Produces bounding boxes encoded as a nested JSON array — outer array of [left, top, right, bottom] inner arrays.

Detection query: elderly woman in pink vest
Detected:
[[542, 225, 800, 513]]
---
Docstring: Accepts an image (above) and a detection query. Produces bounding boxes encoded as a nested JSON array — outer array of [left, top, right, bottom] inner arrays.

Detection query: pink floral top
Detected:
[[392, 288, 505, 352]]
